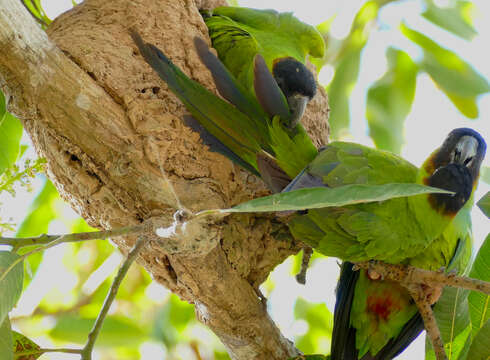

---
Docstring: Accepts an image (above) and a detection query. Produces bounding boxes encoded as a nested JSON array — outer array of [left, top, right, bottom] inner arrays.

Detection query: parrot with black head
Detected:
[[202, 6, 325, 128], [285, 128, 485, 359], [130, 27, 486, 360]]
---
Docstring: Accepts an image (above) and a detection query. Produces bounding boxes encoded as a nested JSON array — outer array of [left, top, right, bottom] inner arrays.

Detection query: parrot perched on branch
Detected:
[[130, 23, 486, 360], [286, 131, 485, 359], [202, 6, 325, 128]]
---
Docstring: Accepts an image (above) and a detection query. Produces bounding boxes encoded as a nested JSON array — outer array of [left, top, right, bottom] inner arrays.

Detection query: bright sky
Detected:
[[7, 0, 490, 359]]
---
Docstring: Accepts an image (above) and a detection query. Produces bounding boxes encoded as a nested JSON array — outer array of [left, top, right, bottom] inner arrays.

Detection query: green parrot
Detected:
[[286, 134, 485, 359], [130, 27, 321, 192], [202, 6, 325, 128], [130, 29, 486, 359]]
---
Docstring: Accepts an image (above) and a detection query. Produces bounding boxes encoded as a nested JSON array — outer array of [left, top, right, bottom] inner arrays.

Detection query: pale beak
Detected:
[[287, 94, 309, 129], [453, 135, 479, 166]]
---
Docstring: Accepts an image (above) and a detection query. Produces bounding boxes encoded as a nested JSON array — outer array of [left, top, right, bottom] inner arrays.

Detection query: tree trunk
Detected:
[[0, 0, 329, 358]]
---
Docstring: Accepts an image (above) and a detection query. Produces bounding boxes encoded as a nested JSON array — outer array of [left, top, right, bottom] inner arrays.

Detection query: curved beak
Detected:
[[287, 94, 309, 129], [453, 135, 479, 166]]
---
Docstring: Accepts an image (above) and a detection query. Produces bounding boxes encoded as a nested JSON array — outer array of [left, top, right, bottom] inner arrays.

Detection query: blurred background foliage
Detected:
[[0, 0, 488, 359]]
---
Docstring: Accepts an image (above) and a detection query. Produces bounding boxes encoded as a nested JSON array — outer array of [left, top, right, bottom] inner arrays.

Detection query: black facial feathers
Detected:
[[428, 163, 473, 214], [272, 57, 317, 99]]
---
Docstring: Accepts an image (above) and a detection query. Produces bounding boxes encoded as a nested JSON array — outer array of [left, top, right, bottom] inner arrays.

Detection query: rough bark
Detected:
[[0, 0, 329, 358]]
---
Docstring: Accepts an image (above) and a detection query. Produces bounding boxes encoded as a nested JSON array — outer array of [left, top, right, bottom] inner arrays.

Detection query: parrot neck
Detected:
[[409, 166, 456, 243], [408, 193, 453, 243]]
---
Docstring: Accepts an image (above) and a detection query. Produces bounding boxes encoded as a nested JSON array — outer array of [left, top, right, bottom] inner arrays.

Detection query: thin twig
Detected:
[[0, 223, 151, 286], [355, 261, 490, 295], [296, 246, 313, 285], [407, 284, 448, 360], [80, 235, 148, 360], [0, 223, 148, 248]]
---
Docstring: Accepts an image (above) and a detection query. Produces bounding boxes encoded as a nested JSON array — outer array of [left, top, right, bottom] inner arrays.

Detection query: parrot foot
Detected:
[[367, 268, 382, 280], [420, 283, 444, 305]]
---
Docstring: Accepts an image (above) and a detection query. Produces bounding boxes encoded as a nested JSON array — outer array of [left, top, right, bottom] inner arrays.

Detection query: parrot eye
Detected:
[[464, 156, 473, 166]]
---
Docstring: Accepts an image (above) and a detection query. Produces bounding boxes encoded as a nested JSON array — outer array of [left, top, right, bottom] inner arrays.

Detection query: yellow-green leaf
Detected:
[[12, 331, 42, 360], [0, 252, 24, 325], [0, 318, 13, 360], [477, 192, 490, 218], [422, 0, 477, 40], [468, 234, 490, 338], [366, 47, 417, 154]]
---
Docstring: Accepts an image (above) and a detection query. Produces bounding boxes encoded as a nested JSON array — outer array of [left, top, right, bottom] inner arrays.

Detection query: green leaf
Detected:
[[324, 1, 382, 139], [153, 294, 196, 349], [49, 315, 147, 346], [12, 331, 41, 359], [294, 298, 333, 354], [468, 234, 490, 338], [0, 92, 23, 175], [16, 179, 59, 237], [0, 252, 24, 325], [443, 92, 479, 119], [23, 0, 52, 26], [481, 167, 490, 185], [400, 23, 490, 118], [477, 192, 490, 218], [456, 330, 472, 360], [426, 325, 471, 360], [227, 183, 453, 213], [16, 180, 59, 289], [427, 287, 471, 360], [366, 47, 417, 154], [422, 0, 477, 40], [327, 49, 361, 139], [0, 318, 13, 360], [434, 286, 470, 343], [465, 320, 490, 360]]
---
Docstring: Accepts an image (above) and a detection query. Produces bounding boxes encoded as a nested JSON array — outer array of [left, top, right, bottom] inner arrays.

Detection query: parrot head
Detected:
[[272, 57, 317, 128], [425, 128, 486, 215]]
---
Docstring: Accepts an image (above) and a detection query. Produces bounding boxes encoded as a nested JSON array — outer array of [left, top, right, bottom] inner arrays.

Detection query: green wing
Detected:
[[287, 142, 433, 263], [132, 30, 317, 186]]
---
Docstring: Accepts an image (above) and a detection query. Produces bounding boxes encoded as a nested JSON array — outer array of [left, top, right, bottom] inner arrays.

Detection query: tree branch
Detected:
[[81, 235, 148, 360], [0, 0, 331, 358], [355, 260, 490, 294], [0, 223, 149, 248], [407, 284, 447, 360], [355, 260, 490, 360]]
